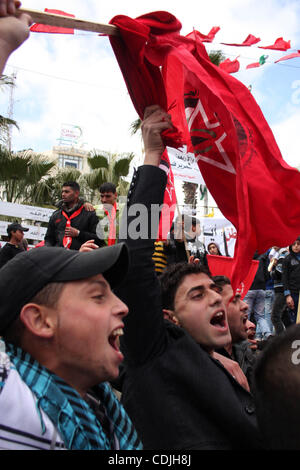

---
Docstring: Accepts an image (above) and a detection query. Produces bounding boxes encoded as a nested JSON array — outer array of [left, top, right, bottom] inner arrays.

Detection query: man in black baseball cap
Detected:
[[0, 243, 142, 450], [0, 222, 29, 269]]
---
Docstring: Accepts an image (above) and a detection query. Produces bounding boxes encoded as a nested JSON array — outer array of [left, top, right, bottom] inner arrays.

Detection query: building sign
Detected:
[[57, 123, 83, 147]]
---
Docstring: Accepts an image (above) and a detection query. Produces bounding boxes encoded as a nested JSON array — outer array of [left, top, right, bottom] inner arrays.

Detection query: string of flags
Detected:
[[29, 10, 300, 74], [188, 27, 299, 73]]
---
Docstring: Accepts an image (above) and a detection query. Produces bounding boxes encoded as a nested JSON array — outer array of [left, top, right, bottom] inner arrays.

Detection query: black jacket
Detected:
[[218, 341, 257, 393], [0, 243, 24, 269], [115, 165, 262, 450], [282, 249, 300, 294], [249, 251, 269, 290], [44, 202, 104, 250]]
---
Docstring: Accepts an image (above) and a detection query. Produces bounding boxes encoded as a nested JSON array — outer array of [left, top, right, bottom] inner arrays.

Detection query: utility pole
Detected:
[[6, 70, 17, 152]]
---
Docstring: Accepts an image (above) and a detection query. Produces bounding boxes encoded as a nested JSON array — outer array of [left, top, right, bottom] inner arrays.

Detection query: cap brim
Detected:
[[54, 242, 129, 289]]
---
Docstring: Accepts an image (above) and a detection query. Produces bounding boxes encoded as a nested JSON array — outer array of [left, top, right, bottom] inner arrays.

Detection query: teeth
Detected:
[[214, 312, 223, 318], [111, 328, 123, 337]]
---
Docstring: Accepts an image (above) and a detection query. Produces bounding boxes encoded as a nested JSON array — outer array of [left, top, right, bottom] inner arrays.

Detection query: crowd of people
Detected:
[[0, 1, 300, 451]]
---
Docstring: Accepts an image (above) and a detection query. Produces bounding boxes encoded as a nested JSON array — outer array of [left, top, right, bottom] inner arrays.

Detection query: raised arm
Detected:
[[0, 1, 32, 74], [115, 106, 173, 365]]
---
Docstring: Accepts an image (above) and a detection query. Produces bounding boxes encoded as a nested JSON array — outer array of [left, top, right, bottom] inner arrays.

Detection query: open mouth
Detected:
[[108, 327, 124, 352], [210, 311, 227, 329]]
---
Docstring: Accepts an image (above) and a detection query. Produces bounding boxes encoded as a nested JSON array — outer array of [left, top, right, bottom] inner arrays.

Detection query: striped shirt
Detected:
[[152, 241, 168, 274]]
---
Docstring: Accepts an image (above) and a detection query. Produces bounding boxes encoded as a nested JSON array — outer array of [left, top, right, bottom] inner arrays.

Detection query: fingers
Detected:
[[0, 0, 15, 16], [0, 1, 32, 26], [143, 105, 165, 121], [79, 240, 99, 252], [16, 12, 33, 27], [0, 0, 23, 16], [233, 368, 250, 393], [142, 105, 173, 129]]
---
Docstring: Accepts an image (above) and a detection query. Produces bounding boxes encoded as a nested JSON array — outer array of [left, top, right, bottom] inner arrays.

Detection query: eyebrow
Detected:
[[85, 280, 108, 290], [187, 283, 219, 296]]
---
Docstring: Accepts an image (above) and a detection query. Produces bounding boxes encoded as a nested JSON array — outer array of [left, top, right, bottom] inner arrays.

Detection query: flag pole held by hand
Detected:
[[18, 7, 120, 36]]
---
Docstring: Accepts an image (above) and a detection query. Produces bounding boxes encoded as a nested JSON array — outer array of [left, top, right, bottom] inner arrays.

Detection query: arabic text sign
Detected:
[[0, 201, 54, 223], [167, 146, 205, 184], [200, 217, 237, 257], [0, 220, 47, 241]]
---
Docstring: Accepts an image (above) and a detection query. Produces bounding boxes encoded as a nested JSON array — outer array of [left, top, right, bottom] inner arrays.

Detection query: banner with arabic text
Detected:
[[199, 217, 236, 257]]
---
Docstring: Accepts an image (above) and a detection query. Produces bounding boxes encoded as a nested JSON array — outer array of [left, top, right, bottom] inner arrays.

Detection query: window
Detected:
[[58, 154, 82, 170]]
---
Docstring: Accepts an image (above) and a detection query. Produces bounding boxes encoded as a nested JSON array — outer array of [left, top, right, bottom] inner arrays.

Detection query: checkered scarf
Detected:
[[6, 344, 142, 450]]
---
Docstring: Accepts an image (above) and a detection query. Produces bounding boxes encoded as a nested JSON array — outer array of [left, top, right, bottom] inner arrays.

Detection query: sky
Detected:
[[1, 0, 300, 180]]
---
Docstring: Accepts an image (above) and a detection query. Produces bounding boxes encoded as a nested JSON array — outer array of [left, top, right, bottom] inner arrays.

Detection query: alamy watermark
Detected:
[[96, 199, 200, 241], [291, 340, 300, 365]]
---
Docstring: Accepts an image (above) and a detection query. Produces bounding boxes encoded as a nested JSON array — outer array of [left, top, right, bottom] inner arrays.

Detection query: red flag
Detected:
[[222, 34, 261, 47], [207, 255, 259, 299], [275, 50, 300, 63], [109, 12, 300, 292], [246, 62, 260, 69], [259, 37, 291, 51], [246, 54, 268, 69], [30, 9, 75, 34], [157, 150, 176, 241], [219, 57, 240, 74], [186, 27, 220, 43]]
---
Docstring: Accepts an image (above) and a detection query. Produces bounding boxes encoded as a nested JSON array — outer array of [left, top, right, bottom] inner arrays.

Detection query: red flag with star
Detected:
[[109, 11, 300, 292]]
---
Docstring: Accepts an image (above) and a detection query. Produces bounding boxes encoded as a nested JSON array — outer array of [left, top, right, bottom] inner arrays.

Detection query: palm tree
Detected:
[[0, 146, 56, 204], [30, 167, 84, 208], [82, 150, 134, 203]]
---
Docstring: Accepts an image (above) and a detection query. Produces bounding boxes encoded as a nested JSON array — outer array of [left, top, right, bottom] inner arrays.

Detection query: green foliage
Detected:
[[208, 50, 226, 66], [130, 118, 142, 136], [83, 150, 135, 202], [0, 146, 56, 204]]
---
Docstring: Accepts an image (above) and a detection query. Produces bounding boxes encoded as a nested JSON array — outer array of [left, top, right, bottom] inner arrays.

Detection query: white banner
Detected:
[[167, 145, 205, 185], [199, 217, 237, 257], [0, 220, 47, 241], [0, 201, 54, 223]]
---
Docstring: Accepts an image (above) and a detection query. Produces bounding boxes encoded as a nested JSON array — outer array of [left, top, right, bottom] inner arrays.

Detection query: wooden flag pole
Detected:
[[18, 8, 120, 36]]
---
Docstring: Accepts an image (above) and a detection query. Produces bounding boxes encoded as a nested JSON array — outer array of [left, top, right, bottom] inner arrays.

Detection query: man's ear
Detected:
[[20, 303, 56, 338], [162, 309, 181, 326]]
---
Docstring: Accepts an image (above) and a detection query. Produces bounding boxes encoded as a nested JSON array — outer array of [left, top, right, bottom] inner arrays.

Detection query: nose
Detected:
[[112, 293, 129, 318], [209, 288, 222, 306], [241, 299, 249, 314]]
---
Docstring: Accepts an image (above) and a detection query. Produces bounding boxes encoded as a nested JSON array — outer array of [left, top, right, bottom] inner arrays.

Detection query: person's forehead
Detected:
[[177, 272, 213, 296], [63, 273, 109, 292], [220, 284, 234, 303], [101, 191, 116, 196]]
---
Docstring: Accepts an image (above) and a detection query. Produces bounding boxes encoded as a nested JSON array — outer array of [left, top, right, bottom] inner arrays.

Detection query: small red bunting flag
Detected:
[[30, 9, 75, 34], [219, 57, 240, 73], [186, 26, 220, 43], [258, 37, 291, 51], [275, 50, 300, 63], [221, 34, 261, 47]]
